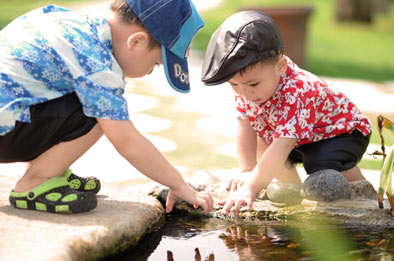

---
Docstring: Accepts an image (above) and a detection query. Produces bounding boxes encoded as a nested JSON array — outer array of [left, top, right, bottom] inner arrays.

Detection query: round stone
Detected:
[[266, 180, 302, 205], [300, 169, 351, 202]]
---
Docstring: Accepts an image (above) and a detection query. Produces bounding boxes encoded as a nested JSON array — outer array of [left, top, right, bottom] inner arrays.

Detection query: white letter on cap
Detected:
[[173, 64, 189, 84]]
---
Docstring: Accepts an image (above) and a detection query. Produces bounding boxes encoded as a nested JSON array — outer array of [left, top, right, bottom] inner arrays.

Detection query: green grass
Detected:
[[0, 0, 99, 30], [193, 0, 394, 82]]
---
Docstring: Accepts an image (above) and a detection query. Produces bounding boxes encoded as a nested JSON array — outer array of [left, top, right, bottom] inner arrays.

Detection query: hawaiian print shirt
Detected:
[[236, 56, 371, 147], [0, 5, 128, 136]]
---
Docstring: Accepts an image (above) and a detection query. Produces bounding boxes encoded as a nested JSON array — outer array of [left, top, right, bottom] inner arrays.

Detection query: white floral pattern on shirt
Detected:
[[0, 5, 128, 135], [236, 56, 371, 146]]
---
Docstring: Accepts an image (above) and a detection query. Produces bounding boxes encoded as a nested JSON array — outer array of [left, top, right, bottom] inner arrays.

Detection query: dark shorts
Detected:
[[0, 92, 97, 163], [289, 130, 371, 174]]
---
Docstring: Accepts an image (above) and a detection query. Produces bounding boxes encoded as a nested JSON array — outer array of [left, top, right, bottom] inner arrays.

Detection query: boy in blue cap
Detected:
[[0, 0, 213, 214], [201, 11, 371, 216]]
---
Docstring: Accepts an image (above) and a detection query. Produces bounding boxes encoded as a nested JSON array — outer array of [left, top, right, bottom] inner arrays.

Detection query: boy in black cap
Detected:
[[0, 0, 213, 214], [201, 11, 371, 216]]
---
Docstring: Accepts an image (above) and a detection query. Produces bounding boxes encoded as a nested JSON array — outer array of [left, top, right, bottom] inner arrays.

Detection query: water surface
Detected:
[[107, 214, 394, 260]]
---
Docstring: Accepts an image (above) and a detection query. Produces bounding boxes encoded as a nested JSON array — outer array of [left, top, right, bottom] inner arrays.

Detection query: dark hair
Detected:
[[110, 0, 160, 49], [238, 52, 282, 76]]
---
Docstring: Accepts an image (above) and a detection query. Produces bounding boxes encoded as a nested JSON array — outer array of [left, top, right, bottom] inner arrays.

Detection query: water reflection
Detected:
[[218, 225, 300, 260], [104, 214, 394, 261], [167, 248, 215, 261]]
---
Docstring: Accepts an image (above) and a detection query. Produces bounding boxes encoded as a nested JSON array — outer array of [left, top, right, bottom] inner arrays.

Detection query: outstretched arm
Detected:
[[226, 118, 258, 191], [97, 118, 213, 213], [220, 137, 297, 216]]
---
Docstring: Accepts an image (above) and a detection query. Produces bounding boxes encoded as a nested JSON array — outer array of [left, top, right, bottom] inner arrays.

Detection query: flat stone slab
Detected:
[[0, 174, 164, 260]]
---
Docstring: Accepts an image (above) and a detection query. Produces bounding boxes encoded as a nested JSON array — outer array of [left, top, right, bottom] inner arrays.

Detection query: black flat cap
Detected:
[[201, 11, 283, 85]]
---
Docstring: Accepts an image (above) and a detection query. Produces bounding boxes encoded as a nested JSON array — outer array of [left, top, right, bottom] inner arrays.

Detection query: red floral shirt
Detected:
[[236, 56, 371, 146]]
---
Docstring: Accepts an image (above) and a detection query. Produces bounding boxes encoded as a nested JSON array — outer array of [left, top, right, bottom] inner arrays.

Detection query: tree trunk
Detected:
[[336, 0, 373, 23]]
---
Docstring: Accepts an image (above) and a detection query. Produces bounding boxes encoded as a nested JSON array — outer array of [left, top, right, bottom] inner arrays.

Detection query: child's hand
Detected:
[[226, 171, 254, 192], [218, 184, 257, 216], [165, 184, 213, 214]]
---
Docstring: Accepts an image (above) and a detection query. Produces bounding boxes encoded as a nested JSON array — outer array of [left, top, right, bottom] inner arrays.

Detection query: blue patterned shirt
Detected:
[[0, 5, 129, 136]]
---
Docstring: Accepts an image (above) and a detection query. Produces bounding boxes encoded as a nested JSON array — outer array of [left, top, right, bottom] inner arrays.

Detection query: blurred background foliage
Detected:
[[0, 0, 95, 29], [193, 0, 394, 83], [1, 0, 393, 82]]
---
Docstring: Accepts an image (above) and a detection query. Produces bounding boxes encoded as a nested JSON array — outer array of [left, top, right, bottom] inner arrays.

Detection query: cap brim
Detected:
[[162, 46, 190, 93], [202, 72, 236, 86]]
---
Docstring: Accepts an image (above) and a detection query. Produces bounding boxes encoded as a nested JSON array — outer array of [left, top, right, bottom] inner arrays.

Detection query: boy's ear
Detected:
[[276, 55, 287, 75], [127, 31, 149, 51]]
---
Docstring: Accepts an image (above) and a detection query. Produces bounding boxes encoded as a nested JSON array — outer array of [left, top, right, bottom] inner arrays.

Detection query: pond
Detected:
[[106, 213, 394, 260]]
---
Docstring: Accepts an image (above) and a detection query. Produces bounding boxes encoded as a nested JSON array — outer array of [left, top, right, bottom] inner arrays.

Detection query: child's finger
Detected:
[[218, 199, 226, 206], [196, 192, 213, 212], [230, 180, 239, 192], [233, 199, 246, 216], [221, 199, 235, 215], [202, 194, 213, 212], [196, 198, 209, 214], [165, 194, 175, 213], [247, 199, 253, 210], [225, 179, 233, 191]]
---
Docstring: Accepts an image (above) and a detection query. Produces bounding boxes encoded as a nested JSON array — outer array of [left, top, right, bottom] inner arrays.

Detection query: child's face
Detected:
[[114, 30, 163, 78], [228, 58, 286, 104], [120, 43, 163, 78]]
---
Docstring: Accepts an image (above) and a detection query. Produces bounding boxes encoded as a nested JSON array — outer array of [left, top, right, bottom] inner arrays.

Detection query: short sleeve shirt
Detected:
[[236, 56, 371, 147], [0, 5, 129, 136]]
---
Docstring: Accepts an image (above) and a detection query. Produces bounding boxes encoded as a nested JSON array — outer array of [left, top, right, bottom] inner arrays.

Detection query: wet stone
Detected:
[[300, 169, 351, 202], [266, 181, 302, 205], [149, 170, 394, 227]]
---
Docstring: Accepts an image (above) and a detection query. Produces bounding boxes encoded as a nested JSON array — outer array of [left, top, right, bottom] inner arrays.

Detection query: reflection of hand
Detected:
[[225, 171, 254, 192], [194, 247, 215, 261], [218, 184, 256, 216], [219, 226, 273, 257], [167, 250, 174, 261], [165, 183, 213, 214]]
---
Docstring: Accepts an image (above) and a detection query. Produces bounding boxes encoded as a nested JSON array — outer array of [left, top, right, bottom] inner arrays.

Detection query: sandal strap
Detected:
[[9, 177, 97, 213], [61, 168, 73, 179], [10, 177, 69, 200]]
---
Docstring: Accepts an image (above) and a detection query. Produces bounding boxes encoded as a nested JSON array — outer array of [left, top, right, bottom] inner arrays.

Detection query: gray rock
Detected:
[[266, 181, 302, 205], [300, 169, 351, 201], [349, 179, 378, 200]]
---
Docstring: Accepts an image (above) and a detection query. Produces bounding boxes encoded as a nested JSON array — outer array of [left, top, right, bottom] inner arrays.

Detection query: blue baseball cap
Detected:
[[126, 0, 204, 93]]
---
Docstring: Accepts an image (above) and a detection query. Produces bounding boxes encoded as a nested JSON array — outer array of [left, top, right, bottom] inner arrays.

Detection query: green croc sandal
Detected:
[[9, 177, 97, 214], [62, 169, 101, 194]]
